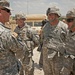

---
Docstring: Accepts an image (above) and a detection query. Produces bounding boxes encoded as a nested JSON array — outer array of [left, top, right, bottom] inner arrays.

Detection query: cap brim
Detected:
[[4, 6, 13, 10]]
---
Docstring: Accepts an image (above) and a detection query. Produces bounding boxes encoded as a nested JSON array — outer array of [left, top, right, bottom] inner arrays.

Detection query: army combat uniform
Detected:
[[42, 21, 69, 75], [0, 22, 25, 75], [62, 30, 75, 75], [14, 23, 39, 75], [65, 9, 75, 75]]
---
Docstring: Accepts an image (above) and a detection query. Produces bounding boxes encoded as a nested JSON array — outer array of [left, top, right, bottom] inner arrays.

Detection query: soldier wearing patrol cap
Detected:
[[14, 13, 39, 75], [41, 6, 69, 75], [65, 8, 75, 75], [0, 0, 28, 75]]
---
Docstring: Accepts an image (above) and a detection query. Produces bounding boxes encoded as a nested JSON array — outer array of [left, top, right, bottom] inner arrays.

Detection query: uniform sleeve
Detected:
[[65, 33, 75, 56], [1, 30, 25, 59], [27, 28, 39, 46]]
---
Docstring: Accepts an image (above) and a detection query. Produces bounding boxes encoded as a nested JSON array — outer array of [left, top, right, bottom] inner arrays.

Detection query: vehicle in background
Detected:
[[26, 14, 46, 35], [6, 14, 47, 35]]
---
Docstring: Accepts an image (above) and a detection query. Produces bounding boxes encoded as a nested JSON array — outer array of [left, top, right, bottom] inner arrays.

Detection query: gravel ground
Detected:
[[32, 47, 44, 75]]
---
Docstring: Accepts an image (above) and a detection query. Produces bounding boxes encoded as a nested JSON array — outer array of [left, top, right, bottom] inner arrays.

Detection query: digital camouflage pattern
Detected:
[[41, 21, 71, 75], [15, 13, 26, 20], [0, 0, 9, 7], [66, 9, 75, 18], [0, 0, 12, 10], [14, 23, 39, 75], [0, 22, 25, 75], [63, 30, 75, 75], [46, 6, 61, 17], [66, 9, 75, 75]]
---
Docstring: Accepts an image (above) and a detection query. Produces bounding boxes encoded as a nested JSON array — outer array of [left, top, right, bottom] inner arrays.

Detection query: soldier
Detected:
[[41, 6, 69, 75], [0, 0, 26, 75], [14, 13, 39, 75], [65, 8, 75, 75]]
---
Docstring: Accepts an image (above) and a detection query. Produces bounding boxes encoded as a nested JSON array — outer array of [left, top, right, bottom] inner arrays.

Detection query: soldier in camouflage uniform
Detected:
[[41, 6, 69, 75], [0, 0, 26, 75], [65, 8, 75, 75], [14, 13, 39, 75]]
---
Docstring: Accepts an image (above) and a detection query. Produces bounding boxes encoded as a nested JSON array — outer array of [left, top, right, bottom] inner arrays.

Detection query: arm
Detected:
[[27, 28, 39, 47], [1, 30, 25, 59]]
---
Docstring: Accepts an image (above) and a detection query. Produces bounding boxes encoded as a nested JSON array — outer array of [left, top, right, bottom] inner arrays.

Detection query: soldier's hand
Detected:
[[11, 32, 18, 38]]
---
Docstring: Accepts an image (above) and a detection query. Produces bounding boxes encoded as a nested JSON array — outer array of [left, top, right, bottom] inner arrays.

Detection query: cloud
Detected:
[[10, 0, 75, 16], [13, 1, 27, 8], [12, 0, 47, 14], [59, 0, 75, 15]]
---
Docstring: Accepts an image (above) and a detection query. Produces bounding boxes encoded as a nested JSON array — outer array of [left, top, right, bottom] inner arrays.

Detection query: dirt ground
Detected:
[[33, 47, 44, 75]]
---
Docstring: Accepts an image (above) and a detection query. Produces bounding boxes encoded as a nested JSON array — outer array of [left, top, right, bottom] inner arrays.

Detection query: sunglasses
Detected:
[[1, 8, 10, 13], [66, 18, 74, 22]]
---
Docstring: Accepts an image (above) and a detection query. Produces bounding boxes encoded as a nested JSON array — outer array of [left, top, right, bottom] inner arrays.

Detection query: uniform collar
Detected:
[[0, 22, 11, 29]]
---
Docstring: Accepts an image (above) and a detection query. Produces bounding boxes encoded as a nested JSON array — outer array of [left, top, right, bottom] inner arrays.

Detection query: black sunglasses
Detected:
[[1, 8, 10, 13], [66, 18, 74, 22]]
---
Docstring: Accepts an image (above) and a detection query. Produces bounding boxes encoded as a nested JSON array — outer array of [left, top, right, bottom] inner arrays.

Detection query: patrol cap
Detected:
[[66, 8, 75, 18], [0, 0, 12, 10], [46, 6, 61, 17], [15, 13, 26, 20]]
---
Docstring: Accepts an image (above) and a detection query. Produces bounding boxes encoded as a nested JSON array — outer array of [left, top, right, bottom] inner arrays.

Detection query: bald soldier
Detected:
[[0, 0, 27, 75], [41, 6, 69, 75], [14, 13, 39, 75]]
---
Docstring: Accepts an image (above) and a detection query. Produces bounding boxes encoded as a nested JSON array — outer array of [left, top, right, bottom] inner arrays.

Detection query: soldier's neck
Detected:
[[18, 23, 25, 28], [50, 20, 59, 26]]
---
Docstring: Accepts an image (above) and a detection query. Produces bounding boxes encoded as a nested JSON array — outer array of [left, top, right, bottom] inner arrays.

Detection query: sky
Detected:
[[10, 0, 75, 16]]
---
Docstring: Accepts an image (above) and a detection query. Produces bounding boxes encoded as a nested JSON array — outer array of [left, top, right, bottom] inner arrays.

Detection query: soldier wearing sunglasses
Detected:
[[1, 7, 10, 13], [0, 0, 27, 75], [66, 9, 75, 32], [65, 8, 75, 75]]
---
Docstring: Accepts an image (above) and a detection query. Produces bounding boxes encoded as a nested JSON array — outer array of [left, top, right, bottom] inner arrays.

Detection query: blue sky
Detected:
[[10, 0, 75, 16]]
